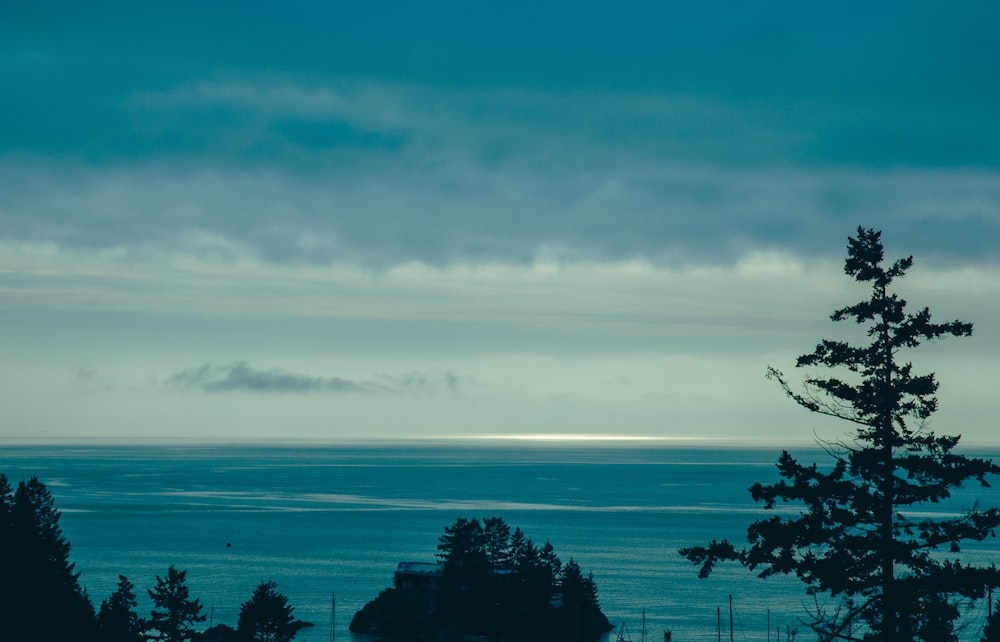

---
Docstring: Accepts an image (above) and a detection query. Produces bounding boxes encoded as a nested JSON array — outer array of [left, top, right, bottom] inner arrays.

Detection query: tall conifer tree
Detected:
[[483, 516, 512, 569], [98, 575, 145, 642], [146, 566, 206, 642], [0, 474, 15, 637], [681, 228, 1000, 641], [3, 475, 97, 641], [0, 473, 13, 527], [237, 580, 299, 642]]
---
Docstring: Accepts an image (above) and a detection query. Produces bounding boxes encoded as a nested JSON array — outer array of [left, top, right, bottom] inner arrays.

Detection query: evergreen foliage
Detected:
[[98, 575, 146, 642], [0, 474, 97, 641], [558, 559, 606, 636], [0, 473, 14, 618], [0, 472, 307, 642], [680, 227, 1000, 641], [147, 565, 207, 642], [0, 472, 13, 529], [982, 601, 1000, 642], [237, 580, 299, 642], [353, 516, 612, 641], [436, 517, 491, 596], [483, 515, 513, 569]]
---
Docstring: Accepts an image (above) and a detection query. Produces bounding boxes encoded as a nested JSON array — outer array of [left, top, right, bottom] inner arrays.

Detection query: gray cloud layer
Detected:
[[3, 158, 997, 270], [3, 5, 1000, 271]]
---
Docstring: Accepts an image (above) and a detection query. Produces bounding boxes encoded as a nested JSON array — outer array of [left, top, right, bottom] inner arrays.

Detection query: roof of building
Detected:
[[394, 562, 444, 576]]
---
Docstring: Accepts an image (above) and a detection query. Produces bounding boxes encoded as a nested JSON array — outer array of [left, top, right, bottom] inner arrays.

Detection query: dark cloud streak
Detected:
[[169, 361, 460, 396]]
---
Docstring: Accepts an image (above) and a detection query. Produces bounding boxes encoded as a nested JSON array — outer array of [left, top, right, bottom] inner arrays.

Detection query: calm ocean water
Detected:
[[2, 443, 998, 642]]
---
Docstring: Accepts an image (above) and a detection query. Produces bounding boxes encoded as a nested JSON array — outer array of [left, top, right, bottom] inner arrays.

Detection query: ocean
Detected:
[[1, 443, 998, 642]]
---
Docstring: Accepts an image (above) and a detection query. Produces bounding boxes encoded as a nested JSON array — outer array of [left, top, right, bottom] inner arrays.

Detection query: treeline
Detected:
[[351, 516, 613, 641], [0, 473, 303, 642]]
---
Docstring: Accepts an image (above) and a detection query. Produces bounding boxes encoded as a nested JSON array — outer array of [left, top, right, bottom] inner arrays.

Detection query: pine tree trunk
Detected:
[[881, 435, 895, 639], [879, 288, 896, 640]]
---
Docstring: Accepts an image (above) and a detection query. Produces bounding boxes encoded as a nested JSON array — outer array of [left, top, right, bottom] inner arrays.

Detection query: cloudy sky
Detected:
[[2, 2, 998, 443]]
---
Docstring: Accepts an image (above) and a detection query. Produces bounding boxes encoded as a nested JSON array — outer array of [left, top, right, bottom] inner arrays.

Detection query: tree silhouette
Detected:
[[98, 575, 145, 642], [0, 473, 12, 525], [559, 558, 606, 637], [540, 541, 563, 590], [483, 516, 512, 569], [147, 565, 206, 642], [508, 527, 529, 567], [0, 474, 14, 623], [681, 227, 1000, 641], [237, 580, 299, 642], [2, 474, 97, 641], [355, 516, 611, 641], [436, 517, 489, 577], [436, 517, 492, 631], [982, 600, 1000, 642]]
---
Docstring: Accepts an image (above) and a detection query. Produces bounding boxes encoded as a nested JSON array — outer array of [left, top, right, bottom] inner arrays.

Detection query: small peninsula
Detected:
[[351, 517, 613, 642]]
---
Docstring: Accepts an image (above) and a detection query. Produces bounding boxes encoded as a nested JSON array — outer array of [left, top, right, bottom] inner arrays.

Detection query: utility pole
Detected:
[[729, 594, 734, 642]]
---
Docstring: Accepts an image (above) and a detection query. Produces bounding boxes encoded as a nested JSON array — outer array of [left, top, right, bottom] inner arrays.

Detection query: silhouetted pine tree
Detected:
[[512, 534, 553, 629], [514, 535, 542, 577], [0, 474, 15, 637], [98, 575, 145, 642], [436, 517, 489, 581], [483, 516, 512, 569], [146, 565, 206, 642], [436, 517, 490, 631], [681, 227, 1000, 641], [2, 475, 97, 642], [540, 541, 563, 588], [508, 526, 529, 566], [559, 559, 608, 639], [0, 473, 13, 525], [237, 580, 298, 642], [981, 601, 1000, 642]]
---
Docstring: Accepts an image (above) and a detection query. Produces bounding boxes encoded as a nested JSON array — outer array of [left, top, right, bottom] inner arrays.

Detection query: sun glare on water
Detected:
[[461, 434, 698, 442]]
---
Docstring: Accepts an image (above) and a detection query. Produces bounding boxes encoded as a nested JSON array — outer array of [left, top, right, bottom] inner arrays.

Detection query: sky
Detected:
[[2, 2, 999, 444]]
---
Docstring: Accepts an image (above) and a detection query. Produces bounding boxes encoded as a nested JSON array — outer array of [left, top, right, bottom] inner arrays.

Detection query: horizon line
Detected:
[[3, 433, 999, 449]]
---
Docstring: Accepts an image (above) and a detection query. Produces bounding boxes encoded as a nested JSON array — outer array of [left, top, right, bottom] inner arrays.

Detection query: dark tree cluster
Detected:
[[0, 474, 97, 641], [0, 473, 303, 642], [352, 516, 612, 641], [681, 228, 1000, 642]]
